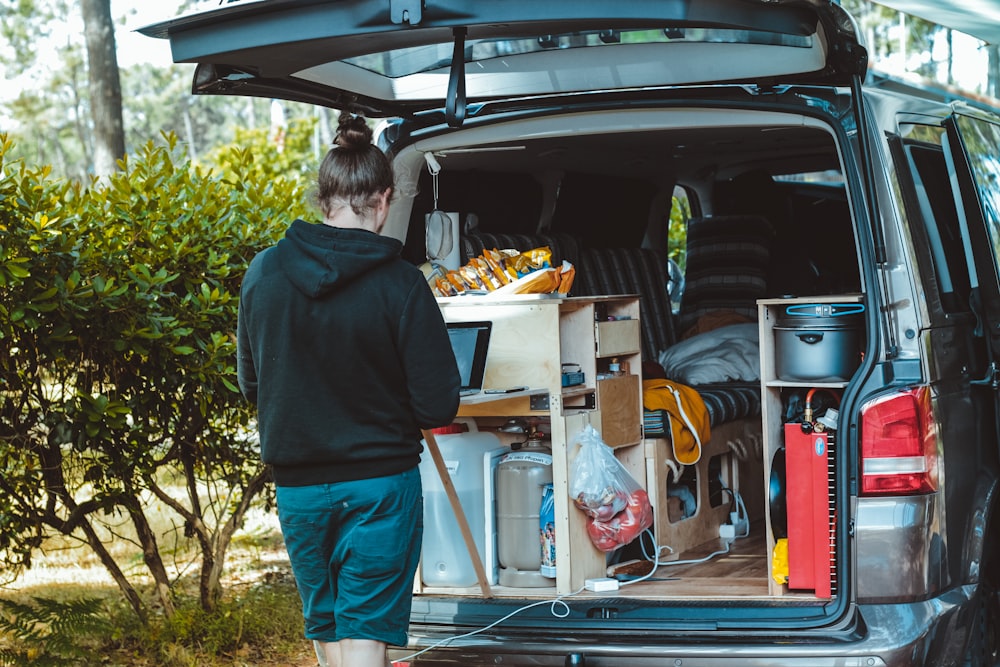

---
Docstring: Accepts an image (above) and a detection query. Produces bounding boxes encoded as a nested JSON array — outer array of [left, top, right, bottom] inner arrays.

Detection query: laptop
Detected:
[[446, 321, 492, 397]]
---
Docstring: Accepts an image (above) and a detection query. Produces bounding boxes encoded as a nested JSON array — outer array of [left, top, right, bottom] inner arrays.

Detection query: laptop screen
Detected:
[[446, 321, 492, 394]]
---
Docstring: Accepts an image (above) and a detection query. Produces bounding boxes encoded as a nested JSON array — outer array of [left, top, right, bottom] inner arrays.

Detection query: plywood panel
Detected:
[[440, 302, 561, 392], [558, 410, 608, 594], [597, 375, 641, 447], [596, 319, 641, 357]]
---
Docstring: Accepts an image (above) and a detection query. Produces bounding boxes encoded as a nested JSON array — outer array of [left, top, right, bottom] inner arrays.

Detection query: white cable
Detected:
[[735, 489, 750, 538], [398, 486, 749, 661], [394, 586, 586, 663], [663, 457, 684, 483], [619, 532, 673, 587]]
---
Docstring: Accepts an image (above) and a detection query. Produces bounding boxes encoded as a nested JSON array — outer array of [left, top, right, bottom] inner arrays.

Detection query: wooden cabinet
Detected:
[[758, 294, 862, 597], [436, 294, 642, 594]]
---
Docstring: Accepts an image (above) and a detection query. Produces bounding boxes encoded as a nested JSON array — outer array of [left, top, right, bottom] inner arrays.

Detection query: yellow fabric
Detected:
[[772, 538, 789, 585], [642, 378, 711, 465]]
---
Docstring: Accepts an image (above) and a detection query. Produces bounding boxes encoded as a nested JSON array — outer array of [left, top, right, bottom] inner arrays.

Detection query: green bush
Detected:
[[0, 596, 109, 666], [0, 132, 310, 621], [101, 581, 305, 666]]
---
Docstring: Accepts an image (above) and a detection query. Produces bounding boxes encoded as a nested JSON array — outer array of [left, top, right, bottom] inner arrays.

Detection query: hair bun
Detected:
[[334, 114, 374, 151]]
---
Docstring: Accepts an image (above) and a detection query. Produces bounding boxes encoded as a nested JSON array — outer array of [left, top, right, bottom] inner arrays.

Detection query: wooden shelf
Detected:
[[438, 295, 643, 594], [758, 294, 860, 599]]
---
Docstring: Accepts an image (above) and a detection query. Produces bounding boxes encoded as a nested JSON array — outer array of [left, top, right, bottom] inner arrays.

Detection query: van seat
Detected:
[[678, 215, 774, 336], [643, 382, 760, 431], [458, 232, 761, 429]]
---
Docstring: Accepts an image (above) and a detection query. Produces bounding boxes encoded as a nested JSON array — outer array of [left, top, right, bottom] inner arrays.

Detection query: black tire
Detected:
[[964, 578, 1000, 667]]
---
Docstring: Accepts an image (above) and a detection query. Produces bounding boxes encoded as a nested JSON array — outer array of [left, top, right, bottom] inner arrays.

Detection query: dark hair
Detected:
[[316, 114, 394, 218]]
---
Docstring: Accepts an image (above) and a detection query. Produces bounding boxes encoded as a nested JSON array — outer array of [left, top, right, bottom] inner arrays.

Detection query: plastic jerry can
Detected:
[[418, 420, 507, 587]]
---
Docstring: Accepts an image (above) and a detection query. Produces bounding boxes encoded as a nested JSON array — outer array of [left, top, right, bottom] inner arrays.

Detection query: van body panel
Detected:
[[391, 593, 972, 665], [854, 495, 942, 600]]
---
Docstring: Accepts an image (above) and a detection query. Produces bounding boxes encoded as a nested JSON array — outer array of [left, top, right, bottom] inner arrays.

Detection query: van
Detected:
[[143, 1, 1000, 664]]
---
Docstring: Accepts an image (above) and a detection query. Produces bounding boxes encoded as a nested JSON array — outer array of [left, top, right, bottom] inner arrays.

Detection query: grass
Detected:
[[0, 503, 318, 666]]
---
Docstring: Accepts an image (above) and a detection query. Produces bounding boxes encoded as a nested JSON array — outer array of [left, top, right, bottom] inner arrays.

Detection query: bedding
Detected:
[[657, 323, 759, 385]]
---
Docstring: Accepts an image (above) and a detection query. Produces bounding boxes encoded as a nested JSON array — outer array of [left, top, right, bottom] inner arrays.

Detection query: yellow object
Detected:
[[642, 378, 710, 465], [491, 266, 560, 295], [556, 260, 575, 294], [772, 538, 789, 585]]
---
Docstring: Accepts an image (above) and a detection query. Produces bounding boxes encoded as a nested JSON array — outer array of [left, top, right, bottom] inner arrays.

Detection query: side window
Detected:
[[666, 185, 692, 313], [895, 123, 971, 313], [954, 114, 1000, 276]]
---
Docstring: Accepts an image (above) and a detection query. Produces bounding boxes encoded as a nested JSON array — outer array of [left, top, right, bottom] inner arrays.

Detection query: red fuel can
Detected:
[[784, 423, 832, 598]]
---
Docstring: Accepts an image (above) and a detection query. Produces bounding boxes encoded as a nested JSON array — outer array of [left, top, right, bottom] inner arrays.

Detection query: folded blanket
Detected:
[[658, 323, 759, 385]]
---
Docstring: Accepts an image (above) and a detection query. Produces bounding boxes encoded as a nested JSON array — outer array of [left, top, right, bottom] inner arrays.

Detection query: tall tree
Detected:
[[81, 0, 124, 176]]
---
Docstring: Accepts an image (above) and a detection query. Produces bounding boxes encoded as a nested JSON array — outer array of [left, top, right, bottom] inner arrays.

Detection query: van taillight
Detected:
[[859, 386, 938, 496]]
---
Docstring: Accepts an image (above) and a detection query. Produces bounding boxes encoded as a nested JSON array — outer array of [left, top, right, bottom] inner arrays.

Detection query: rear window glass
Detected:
[[346, 28, 813, 78]]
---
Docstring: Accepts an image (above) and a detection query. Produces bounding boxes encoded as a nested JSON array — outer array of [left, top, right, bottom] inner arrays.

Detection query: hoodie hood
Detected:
[[275, 219, 403, 297]]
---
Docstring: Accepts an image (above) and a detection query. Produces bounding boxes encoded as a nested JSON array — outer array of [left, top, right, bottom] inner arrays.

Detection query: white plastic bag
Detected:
[[569, 425, 653, 552]]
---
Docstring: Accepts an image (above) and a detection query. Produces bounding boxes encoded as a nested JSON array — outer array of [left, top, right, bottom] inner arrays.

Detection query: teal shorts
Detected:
[[275, 468, 423, 646]]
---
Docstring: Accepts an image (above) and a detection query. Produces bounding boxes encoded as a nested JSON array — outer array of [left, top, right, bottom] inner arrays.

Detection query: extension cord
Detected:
[[585, 577, 620, 592], [730, 510, 749, 537], [719, 511, 748, 540]]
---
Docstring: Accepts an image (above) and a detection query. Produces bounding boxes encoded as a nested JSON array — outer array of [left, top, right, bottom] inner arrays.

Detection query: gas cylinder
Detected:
[[496, 433, 554, 587]]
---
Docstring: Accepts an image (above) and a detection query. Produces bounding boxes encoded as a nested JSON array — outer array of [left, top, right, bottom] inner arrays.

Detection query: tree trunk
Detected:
[[81, 0, 125, 176], [126, 497, 177, 619], [77, 518, 148, 623], [200, 469, 271, 611]]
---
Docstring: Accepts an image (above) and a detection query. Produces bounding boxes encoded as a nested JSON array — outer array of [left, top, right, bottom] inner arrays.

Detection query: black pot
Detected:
[[774, 303, 864, 382]]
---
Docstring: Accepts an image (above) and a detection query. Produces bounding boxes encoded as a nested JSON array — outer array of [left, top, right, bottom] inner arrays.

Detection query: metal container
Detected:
[[774, 303, 864, 382], [496, 438, 553, 588]]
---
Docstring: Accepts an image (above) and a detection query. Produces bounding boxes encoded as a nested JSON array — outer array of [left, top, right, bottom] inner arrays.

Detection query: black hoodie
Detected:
[[237, 220, 461, 486]]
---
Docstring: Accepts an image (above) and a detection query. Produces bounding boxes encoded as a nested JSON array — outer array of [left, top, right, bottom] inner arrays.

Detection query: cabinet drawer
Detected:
[[597, 375, 641, 447], [595, 319, 640, 357]]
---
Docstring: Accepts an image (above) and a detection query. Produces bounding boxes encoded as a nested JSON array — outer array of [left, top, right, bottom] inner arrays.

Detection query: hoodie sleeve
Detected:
[[236, 263, 259, 404], [398, 279, 461, 429]]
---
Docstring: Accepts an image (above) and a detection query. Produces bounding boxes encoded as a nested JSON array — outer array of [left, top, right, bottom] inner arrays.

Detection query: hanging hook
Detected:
[[424, 152, 442, 209]]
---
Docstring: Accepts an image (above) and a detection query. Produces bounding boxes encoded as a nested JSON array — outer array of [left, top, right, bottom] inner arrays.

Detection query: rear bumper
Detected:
[[390, 585, 974, 666]]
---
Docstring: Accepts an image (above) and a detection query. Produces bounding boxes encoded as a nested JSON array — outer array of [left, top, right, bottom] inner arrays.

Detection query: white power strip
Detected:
[[585, 577, 620, 592], [719, 511, 749, 540]]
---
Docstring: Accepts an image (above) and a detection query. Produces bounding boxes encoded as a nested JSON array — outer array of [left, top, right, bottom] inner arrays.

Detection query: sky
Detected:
[[114, 0, 190, 68]]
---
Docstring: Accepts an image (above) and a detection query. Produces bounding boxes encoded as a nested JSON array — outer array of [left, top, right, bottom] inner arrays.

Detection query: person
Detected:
[[236, 113, 461, 667]]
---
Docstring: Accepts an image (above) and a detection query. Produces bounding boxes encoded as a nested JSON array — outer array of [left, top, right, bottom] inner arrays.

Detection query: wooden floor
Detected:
[[612, 526, 770, 599], [419, 522, 791, 601]]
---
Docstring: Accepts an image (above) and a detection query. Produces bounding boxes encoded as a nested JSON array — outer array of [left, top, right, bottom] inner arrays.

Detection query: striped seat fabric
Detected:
[[456, 230, 761, 427], [678, 215, 774, 335], [574, 247, 676, 363], [643, 383, 761, 433]]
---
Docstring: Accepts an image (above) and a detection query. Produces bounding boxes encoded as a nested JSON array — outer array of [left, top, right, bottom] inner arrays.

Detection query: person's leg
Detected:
[[320, 638, 387, 667], [314, 639, 331, 667], [334, 468, 423, 652], [276, 485, 341, 648]]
